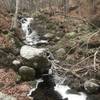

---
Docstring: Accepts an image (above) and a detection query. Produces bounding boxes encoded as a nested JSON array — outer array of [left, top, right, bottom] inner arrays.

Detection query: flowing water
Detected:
[[19, 16, 88, 100], [18, 16, 48, 46]]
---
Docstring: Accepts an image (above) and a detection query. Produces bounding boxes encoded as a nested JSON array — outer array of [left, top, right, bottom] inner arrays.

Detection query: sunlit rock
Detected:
[[20, 45, 45, 59], [44, 33, 54, 40], [12, 60, 21, 65]]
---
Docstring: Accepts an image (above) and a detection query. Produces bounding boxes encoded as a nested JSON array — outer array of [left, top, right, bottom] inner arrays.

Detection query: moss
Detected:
[[28, 81, 37, 87], [66, 32, 77, 39]]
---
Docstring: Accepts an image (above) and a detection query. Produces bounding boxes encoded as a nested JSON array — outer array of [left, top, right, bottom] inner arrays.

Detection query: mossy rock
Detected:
[[65, 32, 77, 39], [19, 66, 36, 81]]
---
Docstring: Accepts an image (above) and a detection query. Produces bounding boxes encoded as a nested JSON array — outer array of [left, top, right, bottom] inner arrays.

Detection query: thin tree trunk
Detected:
[[63, 0, 69, 16], [13, 0, 19, 29]]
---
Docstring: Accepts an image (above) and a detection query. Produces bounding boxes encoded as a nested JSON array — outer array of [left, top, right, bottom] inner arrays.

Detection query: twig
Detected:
[[93, 50, 98, 71], [72, 54, 94, 68], [51, 60, 81, 79]]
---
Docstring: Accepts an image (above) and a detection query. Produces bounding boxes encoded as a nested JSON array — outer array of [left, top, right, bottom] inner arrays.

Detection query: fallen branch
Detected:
[[72, 54, 94, 68], [51, 60, 81, 79], [93, 50, 98, 71]]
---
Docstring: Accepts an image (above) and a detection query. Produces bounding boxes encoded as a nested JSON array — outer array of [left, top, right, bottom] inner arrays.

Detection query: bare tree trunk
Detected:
[[63, 0, 69, 16], [13, 0, 19, 29], [10, 0, 16, 13], [88, 0, 95, 15]]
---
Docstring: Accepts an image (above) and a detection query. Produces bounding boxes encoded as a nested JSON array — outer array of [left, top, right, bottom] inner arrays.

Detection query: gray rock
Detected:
[[44, 33, 54, 40], [20, 45, 45, 60], [19, 53, 51, 76], [12, 60, 21, 65], [32, 56, 51, 68], [55, 48, 66, 59], [84, 79, 100, 93], [0, 92, 16, 100], [19, 66, 35, 81], [53, 36, 60, 42]]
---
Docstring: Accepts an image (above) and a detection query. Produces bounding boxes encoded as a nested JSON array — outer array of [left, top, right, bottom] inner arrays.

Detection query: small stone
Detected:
[[55, 48, 66, 59], [54, 36, 60, 42], [44, 33, 54, 40], [66, 32, 77, 38], [84, 79, 100, 93], [19, 66, 35, 81], [12, 60, 21, 65]]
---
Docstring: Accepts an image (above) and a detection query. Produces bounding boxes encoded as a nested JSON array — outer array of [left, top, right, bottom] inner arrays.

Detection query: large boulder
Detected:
[[19, 45, 51, 79], [20, 45, 45, 60]]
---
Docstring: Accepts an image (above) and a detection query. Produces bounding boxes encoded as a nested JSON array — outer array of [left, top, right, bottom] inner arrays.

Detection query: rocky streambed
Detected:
[[0, 10, 100, 100]]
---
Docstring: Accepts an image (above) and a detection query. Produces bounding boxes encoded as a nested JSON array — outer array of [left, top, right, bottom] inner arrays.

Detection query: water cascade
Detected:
[[19, 16, 88, 100]]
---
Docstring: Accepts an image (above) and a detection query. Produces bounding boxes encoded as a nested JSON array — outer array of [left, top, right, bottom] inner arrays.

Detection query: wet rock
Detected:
[[84, 79, 100, 93], [20, 45, 45, 60], [86, 94, 100, 100], [55, 48, 66, 59], [32, 56, 51, 78], [66, 89, 80, 95], [19, 66, 35, 81], [0, 92, 16, 100]]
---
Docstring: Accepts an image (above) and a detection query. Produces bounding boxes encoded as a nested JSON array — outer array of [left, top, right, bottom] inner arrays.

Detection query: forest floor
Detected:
[[0, 68, 32, 100]]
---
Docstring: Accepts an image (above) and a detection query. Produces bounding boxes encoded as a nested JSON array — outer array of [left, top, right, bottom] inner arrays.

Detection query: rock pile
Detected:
[[12, 16, 51, 82]]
